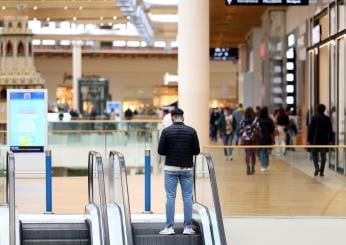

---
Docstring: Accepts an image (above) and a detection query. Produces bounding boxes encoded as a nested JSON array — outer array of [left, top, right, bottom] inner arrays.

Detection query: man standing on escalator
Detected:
[[158, 108, 200, 235]]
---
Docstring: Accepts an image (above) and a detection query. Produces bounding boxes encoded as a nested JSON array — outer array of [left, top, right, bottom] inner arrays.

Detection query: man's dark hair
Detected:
[[317, 104, 326, 114], [171, 108, 184, 117]]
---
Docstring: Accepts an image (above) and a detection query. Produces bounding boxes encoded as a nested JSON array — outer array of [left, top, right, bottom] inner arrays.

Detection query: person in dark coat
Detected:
[[258, 107, 275, 172], [307, 104, 333, 177]]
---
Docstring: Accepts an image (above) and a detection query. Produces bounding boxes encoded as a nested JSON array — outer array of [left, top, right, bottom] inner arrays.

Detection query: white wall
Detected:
[[34, 55, 238, 105]]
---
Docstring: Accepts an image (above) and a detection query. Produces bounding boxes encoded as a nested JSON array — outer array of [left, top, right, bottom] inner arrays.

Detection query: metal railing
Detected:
[[6, 152, 15, 245], [194, 153, 227, 245], [109, 150, 134, 245], [88, 151, 110, 245]]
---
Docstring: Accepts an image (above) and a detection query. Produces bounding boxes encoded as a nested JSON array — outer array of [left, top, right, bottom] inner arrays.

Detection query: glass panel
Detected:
[[319, 45, 329, 108], [319, 13, 330, 41], [338, 38, 345, 173], [204, 146, 346, 216], [194, 154, 223, 242], [329, 44, 337, 169], [338, 0, 345, 32], [330, 5, 337, 36]]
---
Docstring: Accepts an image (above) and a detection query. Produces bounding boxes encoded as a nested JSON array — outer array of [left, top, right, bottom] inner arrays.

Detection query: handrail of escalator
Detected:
[[6, 152, 16, 245], [194, 153, 227, 245], [88, 151, 110, 245], [109, 151, 134, 245]]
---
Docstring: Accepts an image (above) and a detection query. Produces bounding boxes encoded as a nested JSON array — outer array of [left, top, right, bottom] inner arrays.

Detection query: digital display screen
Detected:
[[8, 91, 47, 152], [210, 48, 238, 61], [225, 0, 309, 5]]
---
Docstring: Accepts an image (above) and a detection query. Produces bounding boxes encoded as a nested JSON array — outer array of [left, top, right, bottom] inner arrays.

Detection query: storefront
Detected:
[[308, 0, 346, 174]]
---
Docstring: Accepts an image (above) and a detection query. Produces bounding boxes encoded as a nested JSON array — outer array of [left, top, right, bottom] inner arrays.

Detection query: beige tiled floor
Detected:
[[4, 149, 346, 216]]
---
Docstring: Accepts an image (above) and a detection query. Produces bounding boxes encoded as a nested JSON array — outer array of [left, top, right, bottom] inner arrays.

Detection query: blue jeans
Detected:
[[259, 148, 269, 168], [164, 170, 193, 228], [223, 133, 233, 156]]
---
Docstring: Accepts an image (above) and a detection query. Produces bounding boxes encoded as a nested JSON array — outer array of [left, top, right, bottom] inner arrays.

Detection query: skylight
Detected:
[[148, 13, 178, 23], [143, 0, 179, 6]]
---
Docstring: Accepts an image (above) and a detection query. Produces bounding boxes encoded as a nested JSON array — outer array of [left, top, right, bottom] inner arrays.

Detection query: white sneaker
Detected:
[[261, 167, 266, 172], [183, 227, 196, 235], [159, 227, 175, 235]]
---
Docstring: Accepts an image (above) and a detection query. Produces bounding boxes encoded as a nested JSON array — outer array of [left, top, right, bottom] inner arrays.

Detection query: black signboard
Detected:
[[210, 48, 238, 61], [225, 0, 309, 5]]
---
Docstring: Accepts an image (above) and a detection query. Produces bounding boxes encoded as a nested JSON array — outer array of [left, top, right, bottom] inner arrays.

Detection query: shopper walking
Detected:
[[240, 107, 260, 175], [258, 107, 275, 172], [307, 104, 333, 177], [158, 108, 200, 235], [275, 107, 289, 156], [210, 108, 220, 142], [219, 107, 234, 160], [232, 103, 244, 145]]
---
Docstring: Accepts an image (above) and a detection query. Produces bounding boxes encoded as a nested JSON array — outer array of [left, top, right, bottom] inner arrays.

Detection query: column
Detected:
[[178, 0, 209, 148], [72, 41, 82, 111]]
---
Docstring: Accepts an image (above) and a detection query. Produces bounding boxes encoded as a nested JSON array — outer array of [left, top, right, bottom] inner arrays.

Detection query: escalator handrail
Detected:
[[109, 151, 134, 245], [6, 152, 15, 245], [88, 151, 110, 245], [194, 153, 227, 245]]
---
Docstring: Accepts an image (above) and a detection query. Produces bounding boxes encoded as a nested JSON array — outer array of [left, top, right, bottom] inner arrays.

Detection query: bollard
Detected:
[[144, 149, 152, 213], [45, 150, 53, 214]]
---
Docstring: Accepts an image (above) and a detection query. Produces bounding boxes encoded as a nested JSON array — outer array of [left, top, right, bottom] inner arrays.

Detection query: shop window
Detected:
[[17, 22, 22, 29], [17, 41, 25, 56], [6, 41, 13, 56], [8, 22, 12, 28]]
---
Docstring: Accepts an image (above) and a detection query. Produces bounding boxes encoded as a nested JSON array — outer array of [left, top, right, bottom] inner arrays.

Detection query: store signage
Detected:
[[210, 48, 238, 61], [7, 90, 47, 153], [225, 0, 309, 5], [106, 101, 122, 120]]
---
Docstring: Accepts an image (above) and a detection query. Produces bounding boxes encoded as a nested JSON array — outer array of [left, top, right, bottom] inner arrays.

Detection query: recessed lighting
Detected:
[[2, 6, 6, 10], [33, 18, 37, 21], [64, 6, 68, 10], [73, 17, 77, 21], [113, 16, 117, 20], [100, 16, 104, 20], [47, 17, 50, 21], [79, 6, 83, 10], [33, 6, 38, 10], [108, 22, 112, 26]]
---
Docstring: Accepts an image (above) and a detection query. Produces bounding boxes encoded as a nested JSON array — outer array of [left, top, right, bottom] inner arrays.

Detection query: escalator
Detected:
[[106, 151, 227, 245], [0, 151, 110, 245]]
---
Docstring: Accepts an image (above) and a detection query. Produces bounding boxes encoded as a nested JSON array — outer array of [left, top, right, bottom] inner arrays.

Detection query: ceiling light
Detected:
[[113, 41, 126, 47], [127, 41, 140, 47], [32, 40, 41, 45], [42, 40, 56, 46], [79, 6, 83, 10], [33, 6, 38, 10], [127, 16, 130, 20], [100, 16, 104, 20], [47, 17, 50, 21], [108, 22, 112, 26], [100, 23, 104, 26], [148, 13, 178, 23], [60, 40, 71, 46], [154, 41, 166, 48], [64, 6, 68, 10], [113, 16, 117, 20], [73, 17, 77, 21], [143, 0, 179, 5], [2, 6, 6, 10], [33, 18, 37, 21]]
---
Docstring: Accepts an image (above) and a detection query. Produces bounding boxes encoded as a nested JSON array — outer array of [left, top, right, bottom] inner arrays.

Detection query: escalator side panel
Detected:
[[193, 203, 213, 245], [85, 203, 102, 245], [107, 203, 125, 245]]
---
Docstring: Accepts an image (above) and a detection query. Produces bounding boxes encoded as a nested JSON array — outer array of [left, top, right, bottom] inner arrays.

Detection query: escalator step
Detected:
[[134, 234, 202, 245], [22, 239, 89, 245], [132, 223, 200, 235], [21, 223, 89, 240]]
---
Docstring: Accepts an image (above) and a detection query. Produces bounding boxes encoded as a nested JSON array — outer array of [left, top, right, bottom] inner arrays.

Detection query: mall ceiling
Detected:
[[0, 0, 267, 48]]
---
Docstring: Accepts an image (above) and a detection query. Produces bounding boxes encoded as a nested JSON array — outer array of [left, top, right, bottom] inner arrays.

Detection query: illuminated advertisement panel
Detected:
[[7, 90, 47, 153]]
